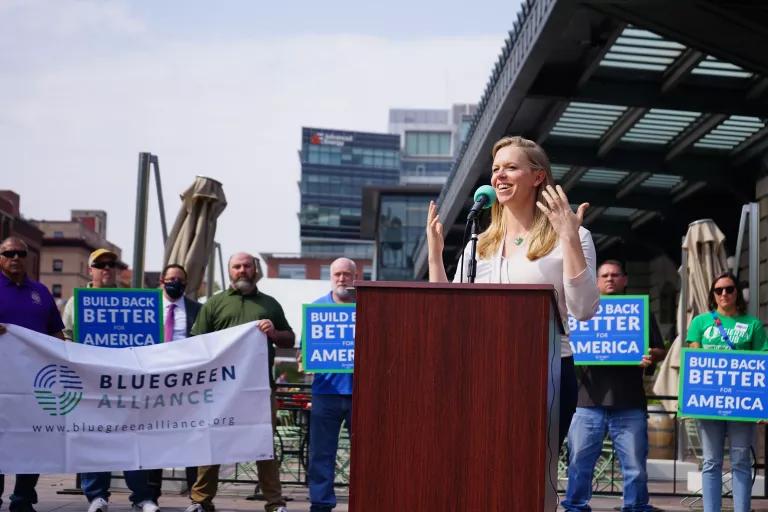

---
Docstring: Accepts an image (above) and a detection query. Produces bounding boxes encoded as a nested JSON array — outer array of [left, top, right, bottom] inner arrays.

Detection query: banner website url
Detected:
[[32, 417, 236, 434]]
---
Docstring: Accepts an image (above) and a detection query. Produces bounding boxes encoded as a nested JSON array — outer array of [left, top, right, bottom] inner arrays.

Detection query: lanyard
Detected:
[[709, 311, 736, 350]]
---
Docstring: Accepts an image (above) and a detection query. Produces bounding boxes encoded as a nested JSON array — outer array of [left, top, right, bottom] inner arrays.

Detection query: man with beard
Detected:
[[186, 252, 294, 512], [307, 258, 356, 512], [62, 248, 160, 512], [0, 236, 65, 512]]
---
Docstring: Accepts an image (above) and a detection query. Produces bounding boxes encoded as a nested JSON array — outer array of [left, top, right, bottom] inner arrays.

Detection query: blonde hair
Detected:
[[477, 136, 557, 260]]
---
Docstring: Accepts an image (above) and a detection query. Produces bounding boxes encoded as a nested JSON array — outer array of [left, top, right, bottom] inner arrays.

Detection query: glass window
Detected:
[[278, 264, 306, 279], [405, 131, 451, 156], [53, 259, 63, 272], [52, 284, 62, 298], [320, 265, 331, 280], [53, 231, 64, 238]]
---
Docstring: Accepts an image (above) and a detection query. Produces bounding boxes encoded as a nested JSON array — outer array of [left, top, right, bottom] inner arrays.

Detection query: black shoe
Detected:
[[9, 503, 37, 512]]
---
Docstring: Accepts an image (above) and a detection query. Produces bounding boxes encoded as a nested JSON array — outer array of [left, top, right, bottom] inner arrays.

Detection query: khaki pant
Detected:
[[190, 395, 284, 512]]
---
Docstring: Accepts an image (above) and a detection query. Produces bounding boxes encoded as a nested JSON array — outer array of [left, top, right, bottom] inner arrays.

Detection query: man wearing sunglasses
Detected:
[[0, 237, 65, 512], [62, 248, 160, 512]]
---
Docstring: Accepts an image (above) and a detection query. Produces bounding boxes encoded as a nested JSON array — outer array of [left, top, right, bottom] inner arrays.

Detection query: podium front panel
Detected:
[[349, 282, 561, 511]]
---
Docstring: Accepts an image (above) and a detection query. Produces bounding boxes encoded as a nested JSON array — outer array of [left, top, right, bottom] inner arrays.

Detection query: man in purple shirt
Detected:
[[0, 237, 65, 512]]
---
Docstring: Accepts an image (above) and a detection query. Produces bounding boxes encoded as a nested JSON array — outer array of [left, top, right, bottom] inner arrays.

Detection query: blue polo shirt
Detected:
[[311, 292, 353, 396], [0, 272, 64, 335]]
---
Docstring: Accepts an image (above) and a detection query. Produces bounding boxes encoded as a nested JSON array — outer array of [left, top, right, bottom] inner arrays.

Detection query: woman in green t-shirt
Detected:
[[686, 272, 767, 512]]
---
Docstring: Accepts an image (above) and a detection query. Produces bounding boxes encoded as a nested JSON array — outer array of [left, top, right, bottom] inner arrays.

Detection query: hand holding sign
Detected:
[[257, 319, 275, 339], [569, 296, 649, 365]]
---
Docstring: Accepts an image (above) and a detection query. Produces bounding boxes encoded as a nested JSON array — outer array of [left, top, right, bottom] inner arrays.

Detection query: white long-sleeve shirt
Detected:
[[453, 226, 600, 357]]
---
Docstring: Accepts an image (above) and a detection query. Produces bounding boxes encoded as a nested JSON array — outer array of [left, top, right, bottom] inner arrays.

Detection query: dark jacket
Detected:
[[184, 297, 202, 337]]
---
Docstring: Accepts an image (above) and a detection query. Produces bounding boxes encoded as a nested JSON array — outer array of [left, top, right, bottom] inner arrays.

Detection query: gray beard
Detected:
[[232, 278, 256, 293], [334, 285, 352, 301]]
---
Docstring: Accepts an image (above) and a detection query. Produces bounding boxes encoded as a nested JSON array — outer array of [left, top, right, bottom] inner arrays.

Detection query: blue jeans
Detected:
[[308, 394, 352, 512], [698, 419, 755, 512], [562, 407, 651, 512], [81, 471, 155, 505]]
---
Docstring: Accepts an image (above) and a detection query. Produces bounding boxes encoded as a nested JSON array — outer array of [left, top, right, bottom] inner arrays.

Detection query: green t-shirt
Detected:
[[191, 288, 291, 336], [686, 312, 768, 351], [191, 287, 292, 388]]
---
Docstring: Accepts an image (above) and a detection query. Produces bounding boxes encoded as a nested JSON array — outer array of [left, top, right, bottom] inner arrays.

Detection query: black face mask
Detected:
[[164, 280, 186, 300]]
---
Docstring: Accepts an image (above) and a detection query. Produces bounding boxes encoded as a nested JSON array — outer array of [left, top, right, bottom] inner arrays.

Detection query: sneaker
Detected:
[[274, 508, 288, 512], [184, 504, 205, 512], [132, 501, 159, 512], [87, 498, 109, 512]]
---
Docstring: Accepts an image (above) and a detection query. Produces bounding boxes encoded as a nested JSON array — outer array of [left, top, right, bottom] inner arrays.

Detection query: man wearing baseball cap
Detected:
[[62, 248, 160, 512]]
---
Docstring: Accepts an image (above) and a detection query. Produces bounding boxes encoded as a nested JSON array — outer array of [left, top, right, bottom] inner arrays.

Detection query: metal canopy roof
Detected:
[[414, 0, 768, 279]]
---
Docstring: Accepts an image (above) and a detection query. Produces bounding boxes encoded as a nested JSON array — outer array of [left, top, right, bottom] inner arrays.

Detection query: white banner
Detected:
[[0, 322, 274, 474]]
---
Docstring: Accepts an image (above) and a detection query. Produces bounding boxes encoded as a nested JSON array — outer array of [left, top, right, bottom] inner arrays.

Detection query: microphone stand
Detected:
[[467, 215, 480, 283]]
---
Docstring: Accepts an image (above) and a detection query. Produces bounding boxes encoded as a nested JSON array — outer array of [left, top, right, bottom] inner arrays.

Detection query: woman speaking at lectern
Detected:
[[425, 136, 599, 448]]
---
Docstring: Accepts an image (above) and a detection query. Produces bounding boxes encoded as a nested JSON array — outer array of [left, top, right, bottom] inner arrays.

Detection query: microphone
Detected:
[[467, 185, 496, 220]]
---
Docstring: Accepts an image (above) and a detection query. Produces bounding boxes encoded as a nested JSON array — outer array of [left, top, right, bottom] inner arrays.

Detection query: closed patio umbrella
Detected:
[[163, 176, 227, 297], [653, 219, 728, 412]]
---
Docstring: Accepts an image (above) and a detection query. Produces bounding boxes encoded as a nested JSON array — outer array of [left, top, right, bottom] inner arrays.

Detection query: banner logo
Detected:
[[33, 364, 84, 416]]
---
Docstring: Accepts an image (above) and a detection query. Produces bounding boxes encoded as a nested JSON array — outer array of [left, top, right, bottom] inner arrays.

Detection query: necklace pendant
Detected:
[[513, 236, 524, 246]]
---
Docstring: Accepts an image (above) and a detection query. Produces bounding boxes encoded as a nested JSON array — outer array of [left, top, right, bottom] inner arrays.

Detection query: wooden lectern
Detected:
[[349, 282, 563, 511]]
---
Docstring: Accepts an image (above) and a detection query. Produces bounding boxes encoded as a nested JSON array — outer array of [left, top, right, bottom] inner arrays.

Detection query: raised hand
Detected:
[[536, 185, 589, 240], [426, 201, 445, 260]]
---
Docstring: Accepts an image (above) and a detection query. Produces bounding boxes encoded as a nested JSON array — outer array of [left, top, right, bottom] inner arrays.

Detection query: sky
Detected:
[[1, 0, 521, 276]]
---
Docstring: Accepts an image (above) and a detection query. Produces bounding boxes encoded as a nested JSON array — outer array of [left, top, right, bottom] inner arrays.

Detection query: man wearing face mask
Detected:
[[145, 264, 203, 498], [185, 252, 294, 512]]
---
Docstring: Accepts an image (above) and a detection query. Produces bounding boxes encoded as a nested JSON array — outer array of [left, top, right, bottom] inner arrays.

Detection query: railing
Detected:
[[557, 394, 768, 500], [148, 390, 768, 501]]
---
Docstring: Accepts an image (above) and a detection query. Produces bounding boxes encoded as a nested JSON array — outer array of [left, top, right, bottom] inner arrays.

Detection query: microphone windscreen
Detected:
[[473, 185, 497, 209]]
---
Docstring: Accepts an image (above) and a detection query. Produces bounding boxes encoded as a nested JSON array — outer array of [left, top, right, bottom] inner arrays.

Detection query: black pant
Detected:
[[0, 474, 40, 508], [559, 355, 578, 450], [145, 467, 197, 497]]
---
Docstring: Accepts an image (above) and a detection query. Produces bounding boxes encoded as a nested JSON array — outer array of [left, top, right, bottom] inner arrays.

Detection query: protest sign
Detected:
[[74, 288, 163, 347], [569, 295, 648, 365], [302, 303, 356, 373], [678, 348, 767, 422]]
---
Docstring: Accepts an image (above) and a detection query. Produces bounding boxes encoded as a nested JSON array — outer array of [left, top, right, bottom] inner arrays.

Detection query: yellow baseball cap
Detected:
[[88, 248, 118, 266]]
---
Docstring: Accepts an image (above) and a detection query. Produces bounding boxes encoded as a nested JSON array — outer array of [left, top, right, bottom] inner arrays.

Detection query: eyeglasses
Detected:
[[0, 250, 27, 259], [713, 286, 736, 295], [91, 261, 117, 270]]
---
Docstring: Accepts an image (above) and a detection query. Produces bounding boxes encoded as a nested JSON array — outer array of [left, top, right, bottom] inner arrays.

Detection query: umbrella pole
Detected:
[[151, 155, 169, 244], [132, 152, 152, 288], [217, 242, 226, 291], [207, 242, 216, 298]]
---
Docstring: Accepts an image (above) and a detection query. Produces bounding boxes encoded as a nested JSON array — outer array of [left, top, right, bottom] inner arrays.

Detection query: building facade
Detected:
[[388, 105, 477, 185], [361, 186, 441, 281], [299, 127, 401, 260], [33, 211, 123, 307], [261, 253, 372, 281], [0, 190, 45, 280]]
